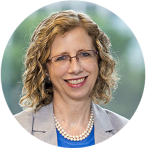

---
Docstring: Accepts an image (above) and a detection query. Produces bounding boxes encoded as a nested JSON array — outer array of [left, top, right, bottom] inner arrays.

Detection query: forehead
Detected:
[[50, 27, 94, 56]]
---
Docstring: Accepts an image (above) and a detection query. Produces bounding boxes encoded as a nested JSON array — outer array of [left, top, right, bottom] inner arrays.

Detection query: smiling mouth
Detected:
[[64, 76, 88, 85]]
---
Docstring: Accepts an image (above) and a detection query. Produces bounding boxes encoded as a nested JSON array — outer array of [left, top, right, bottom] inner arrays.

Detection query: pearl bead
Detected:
[[60, 126, 62, 130], [88, 130, 91, 133], [59, 130, 62, 134], [82, 133, 85, 136], [74, 138, 76, 141], [64, 135, 67, 138]]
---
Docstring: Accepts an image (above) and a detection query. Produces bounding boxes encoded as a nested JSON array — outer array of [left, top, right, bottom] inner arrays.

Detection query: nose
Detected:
[[68, 57, 83, 75]]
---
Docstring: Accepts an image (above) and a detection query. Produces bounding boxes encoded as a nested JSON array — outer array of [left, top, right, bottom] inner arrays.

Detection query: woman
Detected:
[[15, 10, 128, 147]]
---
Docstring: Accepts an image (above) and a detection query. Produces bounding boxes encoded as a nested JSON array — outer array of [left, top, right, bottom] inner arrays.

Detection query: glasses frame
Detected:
[[48, 50, 99, 64]]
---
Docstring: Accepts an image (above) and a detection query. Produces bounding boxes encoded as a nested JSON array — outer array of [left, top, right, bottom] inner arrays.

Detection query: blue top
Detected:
[[56, 125, 95, 147]]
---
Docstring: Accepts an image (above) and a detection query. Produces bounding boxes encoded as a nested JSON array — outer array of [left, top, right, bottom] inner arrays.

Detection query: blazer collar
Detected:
[[32, 101, 114, 145]]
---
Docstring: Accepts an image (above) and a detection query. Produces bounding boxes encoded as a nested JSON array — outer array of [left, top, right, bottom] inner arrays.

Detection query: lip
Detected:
[[64, 76, 88, 88]]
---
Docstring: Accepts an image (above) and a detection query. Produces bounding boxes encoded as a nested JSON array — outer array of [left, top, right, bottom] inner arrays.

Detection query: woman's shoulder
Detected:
[[14, 110, 33, 120], [14, 110, 34, 133], [92, 102, 129, 132], [103, 107, 129, 131], [104, 108, 129, 133]]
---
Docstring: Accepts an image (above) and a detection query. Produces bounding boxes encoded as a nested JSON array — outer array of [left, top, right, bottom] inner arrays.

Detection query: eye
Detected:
[[80, 52, 91, 57], [55, 55, 69, 62]]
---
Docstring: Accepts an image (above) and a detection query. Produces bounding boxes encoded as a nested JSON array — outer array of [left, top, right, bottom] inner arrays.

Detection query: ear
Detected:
[[44, 71, 51, 82], [44, 63, 49, 77], [44, 69, 49, 77]]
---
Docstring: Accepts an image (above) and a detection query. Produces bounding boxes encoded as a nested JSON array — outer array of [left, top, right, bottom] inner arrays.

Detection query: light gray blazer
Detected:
[[15, 102, 128, 145]]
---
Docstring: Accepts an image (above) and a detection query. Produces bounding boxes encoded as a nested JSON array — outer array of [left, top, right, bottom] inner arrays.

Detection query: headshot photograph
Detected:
[[1, 1, 146, 148]]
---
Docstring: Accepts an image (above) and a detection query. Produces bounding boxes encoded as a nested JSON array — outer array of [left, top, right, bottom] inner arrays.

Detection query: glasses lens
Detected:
[[52, 55, 70, 67], [77, 50, 96, 63]]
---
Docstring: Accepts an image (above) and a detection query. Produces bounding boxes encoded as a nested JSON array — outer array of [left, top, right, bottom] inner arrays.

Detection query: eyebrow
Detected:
[[56, 49, 87, 56], [54, 51, 69, 57]]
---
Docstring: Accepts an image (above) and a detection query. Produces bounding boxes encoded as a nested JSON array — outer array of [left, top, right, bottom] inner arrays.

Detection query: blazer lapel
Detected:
[[32, 102, 57, 146], [92, 102, 115, 144]]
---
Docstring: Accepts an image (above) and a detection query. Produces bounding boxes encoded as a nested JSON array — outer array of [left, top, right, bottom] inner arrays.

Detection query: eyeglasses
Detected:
[[48, 50, 98, 68]]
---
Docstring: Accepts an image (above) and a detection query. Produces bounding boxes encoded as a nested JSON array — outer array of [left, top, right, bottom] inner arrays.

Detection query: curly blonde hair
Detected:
[[20, 10, 119, 111]]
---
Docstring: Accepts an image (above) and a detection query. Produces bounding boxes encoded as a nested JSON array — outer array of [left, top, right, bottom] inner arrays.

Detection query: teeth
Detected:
[[67, 78, 85, 84]]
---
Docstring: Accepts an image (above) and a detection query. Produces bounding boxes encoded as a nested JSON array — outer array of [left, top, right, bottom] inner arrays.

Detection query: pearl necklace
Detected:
[[54, 110, 94, 141]]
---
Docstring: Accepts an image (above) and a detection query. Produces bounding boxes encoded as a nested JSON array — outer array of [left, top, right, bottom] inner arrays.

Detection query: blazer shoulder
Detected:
[[14, 110, 34, 133], [104, 108, 129, 132]]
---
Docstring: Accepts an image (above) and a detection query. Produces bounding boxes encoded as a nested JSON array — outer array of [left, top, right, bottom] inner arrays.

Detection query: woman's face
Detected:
[[46, 27, 99, 100]]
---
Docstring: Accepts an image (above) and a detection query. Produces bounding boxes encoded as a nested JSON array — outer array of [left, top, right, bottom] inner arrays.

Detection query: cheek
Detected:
[[90, 63, 99, 87], [92, 65, 99, 81], [84, 62, 99, 76], [48, 66, 66, 81]]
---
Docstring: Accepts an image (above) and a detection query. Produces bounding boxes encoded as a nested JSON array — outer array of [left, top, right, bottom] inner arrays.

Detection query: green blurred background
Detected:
[[1, 1, 145, 119]]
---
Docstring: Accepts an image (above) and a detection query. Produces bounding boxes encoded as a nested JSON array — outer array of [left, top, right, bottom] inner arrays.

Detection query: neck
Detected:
[[53, 95, 91, 128]]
